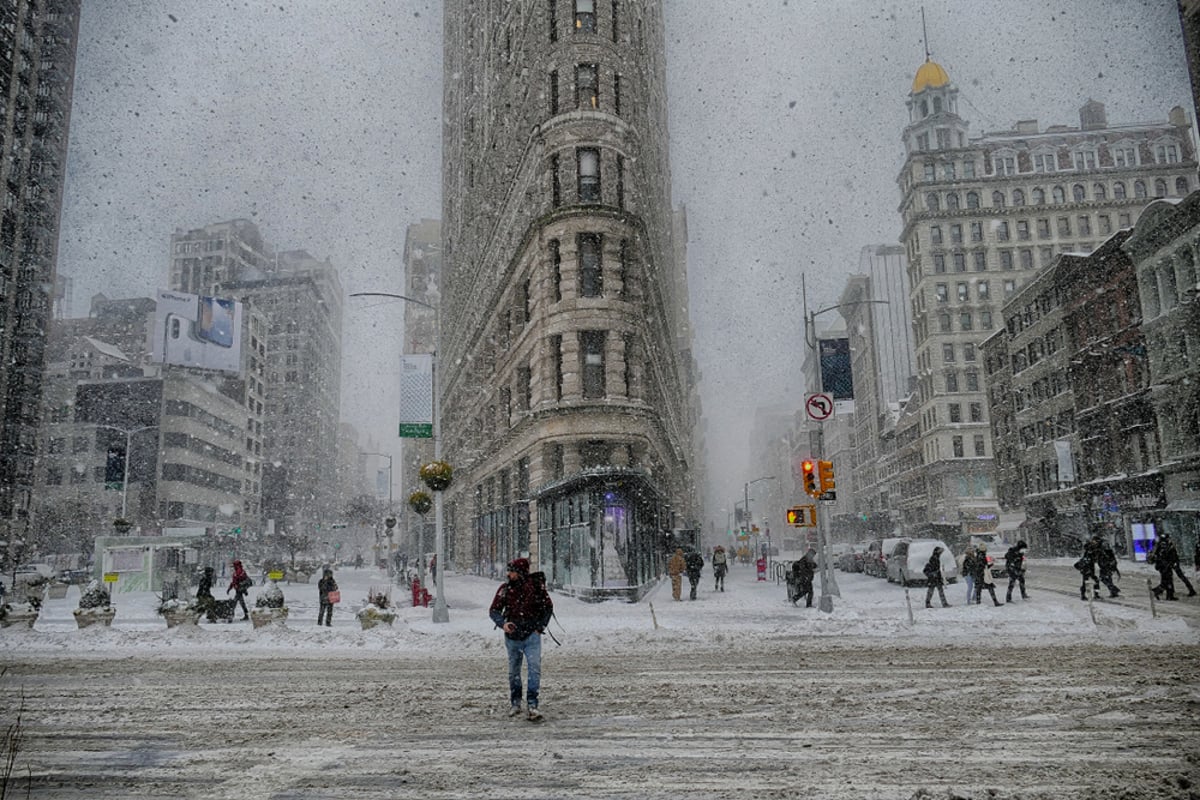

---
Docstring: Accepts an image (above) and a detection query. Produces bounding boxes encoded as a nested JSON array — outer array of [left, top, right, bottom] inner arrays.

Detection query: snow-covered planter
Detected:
[[74, 580, 115, 629], [0, 601, 39, 629], [408, 490, 433, 515], [356, 588, 396, 629], [250, 583, 288, 628], [158, 597, 202, 628], [419, 460, 453, 492], [46, 581, 69, 600]]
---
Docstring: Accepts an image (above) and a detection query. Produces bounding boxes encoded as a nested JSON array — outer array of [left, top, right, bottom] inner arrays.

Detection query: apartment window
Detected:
[[1112, 146, 1136, 167], [1156, 143, 1181, 164], [1113, 182, 1126, 200], [973, 251, 987, 272], [611, 0, 619, 41], [1072, 184, 1086, 202], [960, 311, 974, 331], [549, 70, 559, 115], [1012, 189, 1026, 206], [552, 334, 564, 400], [1035, 218, 1050, 239], [1039, 246, 1054, 266], [968, 222, 982, 243], [953, 253, 966, 272], [999, 250, 1013, 270], [1134, 180, 1147, 199], [946, 371, 959, 392], [1019, 249, 1033, 269], [577, 148, 600, 202], [1119, 212, 1131, 227], [618, 238, 630, 298], [549, 0, 558, 41], [623, 333, 636, 396], [578, 233, 603, 296], [613, 73, 621, 115], [1056, 217, 1071, 237], [969, 402, 983, 423], [964, 161, 976, 178], [924, 163, 936, 181], [996, 221, 1010, 241], [966, 191, 980, 209], [1052, 186, 1066, 204], [937, 313, 951, 332], [580, 330, 606, 399], [934, 254, 946, 274], [963, 343, 976, 361], [574, 0, 596, 32], [917, 133, 929, 152], [1017, 220, 1030, 240], [551, 154, 561, 206], [518, 366, 532, 410], [979, 311, 992, 329], [950, 224, 962, 244], [926, 193, 940, 211], [1004, 279, 1016, 296], [957, 282, 969, 301], [550, 239, 562, 301], [949, 403, 962, 423], [1178, 177, 1191, 196], [576, 64, 599, 109], [943, 343, 956, 362], [935, 283, 948, 303], [992, 190, 1007, 207], [1074, 150, 1097, 170], [952, 436, 964, 458], [942, 163, 956, 180], [966, 371, 980, 391], [1078, 216, 1091, 236], [1032, 188, 1045, 205], [1033, 153, 1056, 172], [973, 435, 986, 456], [1154, 178, 1168, 198], [977, 281, 990, 300], [936, 128, 951, 149], [946, 193, 960, 210], [930, 225, 942, 245], [1094, 183, 1107, 201]]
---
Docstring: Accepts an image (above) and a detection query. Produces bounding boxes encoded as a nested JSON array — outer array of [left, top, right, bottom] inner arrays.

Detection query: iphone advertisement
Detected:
[[149, 289, 243, 373]]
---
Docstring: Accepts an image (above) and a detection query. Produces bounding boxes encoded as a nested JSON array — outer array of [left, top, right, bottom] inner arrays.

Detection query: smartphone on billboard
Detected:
[[197, 296, 235, 348]]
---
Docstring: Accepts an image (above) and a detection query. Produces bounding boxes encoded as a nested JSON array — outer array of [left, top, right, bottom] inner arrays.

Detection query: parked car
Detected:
[[837, 544, 867, 573], [886, 539, 958, 586], [863, 537, 908, 578], [13, 563, 54, 580]]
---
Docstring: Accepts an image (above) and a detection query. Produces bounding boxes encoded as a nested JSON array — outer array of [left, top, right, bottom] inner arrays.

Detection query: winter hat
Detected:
[[507, 557, 530, 575], [976, 543, 987, 552], [1017, 539, 1028, 550], [933, 546, 943, 554]]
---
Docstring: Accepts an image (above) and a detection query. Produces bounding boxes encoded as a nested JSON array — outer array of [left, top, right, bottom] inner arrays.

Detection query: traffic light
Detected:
[[801, 460, 818, 497], [818, 460, 835, 494]]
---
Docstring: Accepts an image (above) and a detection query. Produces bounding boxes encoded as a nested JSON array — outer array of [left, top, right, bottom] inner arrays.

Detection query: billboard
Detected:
[[399, 354, 434, 438], [149, 289, 244, 373]]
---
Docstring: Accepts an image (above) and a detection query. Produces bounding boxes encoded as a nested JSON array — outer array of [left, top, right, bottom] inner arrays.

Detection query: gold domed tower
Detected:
[[902, 57, 969, 156]]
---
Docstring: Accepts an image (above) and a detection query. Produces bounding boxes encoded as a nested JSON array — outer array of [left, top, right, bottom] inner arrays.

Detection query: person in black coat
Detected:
[[1075, 536, 1103, 600], [317, 567, 338, 626], [923, 546, 950, 608], [972, 544, 1002, 606], [1095, 539, 1121, 598], [790, 548, 816, 608], [684, 549, 704, 600], [1150, 532, 1180, 601], [1003, 540, 1029, 603], [196, 566, 217, 622]]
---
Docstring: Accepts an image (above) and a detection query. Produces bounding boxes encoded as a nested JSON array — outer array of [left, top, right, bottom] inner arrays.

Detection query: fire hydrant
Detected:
[[411, 579, 423, 608]]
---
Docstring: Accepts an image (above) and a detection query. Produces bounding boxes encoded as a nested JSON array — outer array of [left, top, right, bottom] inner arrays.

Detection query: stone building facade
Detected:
[[440, 0, 699, 599], [896, 56, 1196, 536]]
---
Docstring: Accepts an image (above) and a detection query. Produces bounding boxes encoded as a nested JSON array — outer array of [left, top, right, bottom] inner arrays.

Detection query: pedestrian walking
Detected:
[[317, 567, 338, 626], [973, 544, 1002, 606], [1096, 538, 1121, 598], [1150, 532, 1181, 601], [958, 545, 978, 605], [488, 557, 553, 721], [684, 548, 704, 600], [923, 546, 950, 608], [1074, 537, 1103, 600], [1004, 540, 1029, 603], [667, 548, 685, 601], [790, 548, 816, 608], [196, 566, 217, 622], [712, 546, 728, 592], [1170, 539, 1197, 597], [227, 559, 252, 620]]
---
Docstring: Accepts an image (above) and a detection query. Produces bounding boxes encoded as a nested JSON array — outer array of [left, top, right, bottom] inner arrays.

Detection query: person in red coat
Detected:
[[227, 559, 252, 620]]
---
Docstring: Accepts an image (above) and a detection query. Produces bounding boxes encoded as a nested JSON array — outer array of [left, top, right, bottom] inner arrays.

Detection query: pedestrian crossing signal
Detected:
[[786, 505, 816, 527]]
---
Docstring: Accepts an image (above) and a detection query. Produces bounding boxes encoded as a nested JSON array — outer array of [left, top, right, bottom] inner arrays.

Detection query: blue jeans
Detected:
[[964, 575, 975, 604], [505, 633, 542, 708]]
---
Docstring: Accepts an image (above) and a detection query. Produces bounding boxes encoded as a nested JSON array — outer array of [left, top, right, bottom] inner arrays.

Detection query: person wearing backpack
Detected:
[[227, 559, 252, 620], [489, 557, 553, 721], [1004, 540, 1030, 603], [711, 546, 729, 592]]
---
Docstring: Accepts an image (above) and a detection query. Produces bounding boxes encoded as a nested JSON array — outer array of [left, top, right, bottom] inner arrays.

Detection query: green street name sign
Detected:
[[399, 423, 433, 438]]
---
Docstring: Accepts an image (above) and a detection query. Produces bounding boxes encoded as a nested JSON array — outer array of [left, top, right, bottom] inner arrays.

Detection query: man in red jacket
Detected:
[[489, 557, 553, 721]]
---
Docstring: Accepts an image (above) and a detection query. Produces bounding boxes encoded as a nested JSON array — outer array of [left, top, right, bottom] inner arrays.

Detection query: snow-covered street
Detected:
[[3, 559, 1198, 799]]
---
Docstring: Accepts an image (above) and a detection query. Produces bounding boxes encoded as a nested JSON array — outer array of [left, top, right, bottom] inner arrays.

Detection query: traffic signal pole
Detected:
[[802, 275, 840, 612]]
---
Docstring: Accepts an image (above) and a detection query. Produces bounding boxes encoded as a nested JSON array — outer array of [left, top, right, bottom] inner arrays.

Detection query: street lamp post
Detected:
[[351, 291, 449, 623], [92, 424, 158, 523], [802, 273, 889, 612], [745, 475, 778, 566]]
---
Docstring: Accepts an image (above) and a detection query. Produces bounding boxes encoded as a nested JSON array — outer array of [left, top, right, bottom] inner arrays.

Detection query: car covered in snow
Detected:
[[863, 537, 908, 578], [886, 539, 958, 586]]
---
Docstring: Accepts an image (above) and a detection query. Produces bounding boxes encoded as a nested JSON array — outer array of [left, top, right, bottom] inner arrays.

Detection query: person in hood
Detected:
[[684, 548, 704, 600], [227, 559, 251, 620], [1149, 532, 1180, 601], [196, 566, 217, 622], [1004, 540, 1029, 603], [317, 567, 338, 627], [489, 557, 553, 721], [972, 544, 1002, 607], [923, 546, 950, 608], [711, 546, 729, 592]]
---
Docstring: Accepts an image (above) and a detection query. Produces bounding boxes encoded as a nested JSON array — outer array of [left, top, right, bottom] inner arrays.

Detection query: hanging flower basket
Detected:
[[420, 461, 453, 491], [408, 491, 433, 515]]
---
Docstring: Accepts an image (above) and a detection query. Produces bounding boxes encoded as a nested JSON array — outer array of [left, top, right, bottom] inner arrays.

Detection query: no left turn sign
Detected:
[[805, 393, 834, 421]]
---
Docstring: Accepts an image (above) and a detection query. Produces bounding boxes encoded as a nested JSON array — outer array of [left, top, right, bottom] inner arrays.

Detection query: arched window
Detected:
[[966, 191, 980, 209], [992, 191, 1006, 208], [946, 193, 960, 210], [1154, 179, 1168, 198], [1052, 186, 1065, 204], [1032, 188, 1045, 205], [1134, 180, 1147, 199], [1012, 189, 1026, 206], [1113, 182, 1126, 200], [1072, 184, 1086, 202], [926, 192, 940, 212], [1093, 183, 1107, 201], [1177, 177, 1190, 196]]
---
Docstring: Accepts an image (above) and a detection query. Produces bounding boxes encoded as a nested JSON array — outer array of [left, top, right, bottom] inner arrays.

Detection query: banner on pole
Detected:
[[399, 354, 434, 438]]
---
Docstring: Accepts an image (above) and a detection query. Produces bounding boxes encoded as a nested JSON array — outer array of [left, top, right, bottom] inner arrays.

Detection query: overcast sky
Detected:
[[58, 1, 1192, 527]]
